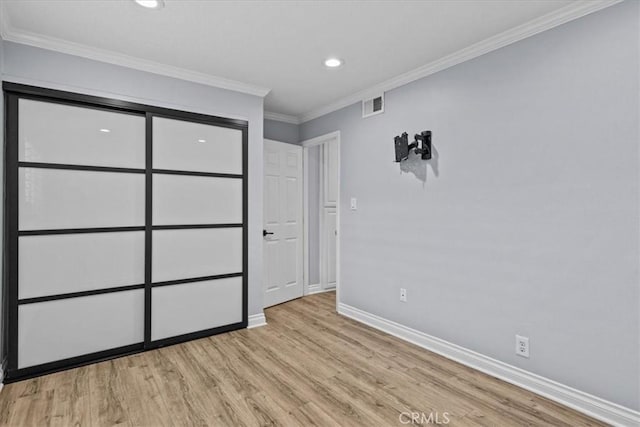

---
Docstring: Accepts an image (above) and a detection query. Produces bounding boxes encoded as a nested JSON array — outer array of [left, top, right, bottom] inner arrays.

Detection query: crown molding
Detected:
[[264, 111, 300, 125], [299, 0, 623, 123], [0, 4, 270, 98], [0, 0, 622, 120]]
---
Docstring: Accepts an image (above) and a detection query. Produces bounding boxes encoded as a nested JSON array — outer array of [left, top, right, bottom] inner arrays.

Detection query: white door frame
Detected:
[[301, 131, 341, 309]]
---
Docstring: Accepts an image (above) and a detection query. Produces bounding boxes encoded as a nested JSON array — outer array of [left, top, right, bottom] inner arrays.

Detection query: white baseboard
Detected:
[[338, 303, 640, 427], [307, 284, 335, 296], [307, 283, 322, 294], [247, 312, 267, 329]]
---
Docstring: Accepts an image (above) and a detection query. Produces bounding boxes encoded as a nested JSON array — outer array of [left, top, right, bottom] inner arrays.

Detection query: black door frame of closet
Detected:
[[2, 82, 249, 382]]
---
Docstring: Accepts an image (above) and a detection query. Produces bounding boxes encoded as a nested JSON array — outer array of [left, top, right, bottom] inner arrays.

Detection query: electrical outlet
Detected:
[[350, 197, 357, 210], [515, 335, 529, 358], [400, 288, 407, 302]]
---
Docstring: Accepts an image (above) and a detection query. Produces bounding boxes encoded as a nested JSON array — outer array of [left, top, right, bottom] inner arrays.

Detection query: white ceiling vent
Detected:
[[362, 94, 384, 118]]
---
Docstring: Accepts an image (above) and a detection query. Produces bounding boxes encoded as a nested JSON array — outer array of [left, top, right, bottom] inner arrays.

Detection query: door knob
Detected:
[[263, 229, 274, 237]]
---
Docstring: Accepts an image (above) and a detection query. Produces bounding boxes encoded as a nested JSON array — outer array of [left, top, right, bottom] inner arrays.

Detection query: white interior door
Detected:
[[263, 140, 303, 307], [320, 139, 339, 291], [323, 140, 339, 206], [323, 207, 337, 289]]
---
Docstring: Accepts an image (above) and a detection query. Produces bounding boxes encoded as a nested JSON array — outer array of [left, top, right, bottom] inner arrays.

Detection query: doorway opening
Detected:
[[262, 132, 340, 310], [302, 131, 340, 307]]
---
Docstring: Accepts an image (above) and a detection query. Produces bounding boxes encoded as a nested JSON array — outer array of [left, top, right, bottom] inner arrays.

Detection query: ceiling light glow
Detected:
[[198, 139, 206, 143], [99, 128, 111, 133], [134, 0, 164, 9], [324, 58, 343, 68]]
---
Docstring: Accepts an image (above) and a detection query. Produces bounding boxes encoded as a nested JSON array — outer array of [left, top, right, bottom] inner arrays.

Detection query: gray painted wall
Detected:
[[0, 41, 265, 323], [300, 1, 639, 410], [264, 119, 299, 145]]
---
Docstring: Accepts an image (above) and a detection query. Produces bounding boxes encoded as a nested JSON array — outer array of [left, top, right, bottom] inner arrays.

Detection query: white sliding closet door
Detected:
[[16, 99, 146, 369], [150, 117, 244, 342], [6, 86, 247, 382]]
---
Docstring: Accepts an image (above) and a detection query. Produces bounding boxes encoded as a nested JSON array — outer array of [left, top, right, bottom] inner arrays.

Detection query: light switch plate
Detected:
[[350, 197, 357, 210]]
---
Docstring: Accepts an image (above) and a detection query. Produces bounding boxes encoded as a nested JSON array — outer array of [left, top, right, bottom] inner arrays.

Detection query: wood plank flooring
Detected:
[[0, 292, 604, 426]]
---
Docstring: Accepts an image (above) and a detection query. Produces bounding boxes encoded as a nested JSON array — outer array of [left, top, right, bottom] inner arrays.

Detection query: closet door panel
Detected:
[[19, 99, 145, 168], [18, 168, 145, 230], [18, 290, 144, 369], [18, 232, 145, 299], [153, 117, 242, 174], [152, 228, 242, 282], [151, 277, 242, 341], [153, 174, 242, 225]]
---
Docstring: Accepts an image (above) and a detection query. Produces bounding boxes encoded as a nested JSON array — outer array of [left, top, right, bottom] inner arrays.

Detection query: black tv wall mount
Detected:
[[394, 131, 432, 162]]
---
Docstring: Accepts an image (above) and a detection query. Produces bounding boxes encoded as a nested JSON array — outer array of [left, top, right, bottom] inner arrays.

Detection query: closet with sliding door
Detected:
[[3, 83, 247, 381]]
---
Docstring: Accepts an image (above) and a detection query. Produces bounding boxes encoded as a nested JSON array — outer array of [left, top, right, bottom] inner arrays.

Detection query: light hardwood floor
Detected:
[[0, 292, 603, 426]]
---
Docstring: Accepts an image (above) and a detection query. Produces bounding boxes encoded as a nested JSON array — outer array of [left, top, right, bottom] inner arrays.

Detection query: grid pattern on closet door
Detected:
[[149, 115, 246, 344], [12, 97, 147, 373], [4, 83, 248, 382]]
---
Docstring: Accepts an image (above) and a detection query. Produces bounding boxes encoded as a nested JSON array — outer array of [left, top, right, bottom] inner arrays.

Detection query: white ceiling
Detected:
[[1, 0, 609, 120]]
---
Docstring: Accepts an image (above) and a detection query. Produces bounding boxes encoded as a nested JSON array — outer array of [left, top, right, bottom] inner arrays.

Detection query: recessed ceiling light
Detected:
[[134, 0, 164, 10], [197, 139, 206, 143], [324, 58, 343, 68], [99, 128, 111, 133]]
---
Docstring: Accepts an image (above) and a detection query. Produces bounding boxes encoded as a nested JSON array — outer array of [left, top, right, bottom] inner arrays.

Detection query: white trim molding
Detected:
[[300, 130, 341, 148], [0, 1, 620, 121], [306, 284, 336, 296], [300, 131, 341, 311], [307, 283, 322, 294], [0, 4, 270, 98], [247, 313, 267, 329], [299, 0, 622, 123], [338, 303, 640, 427], [303, 148, 310, 294], [264, 111, 300, 125]]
